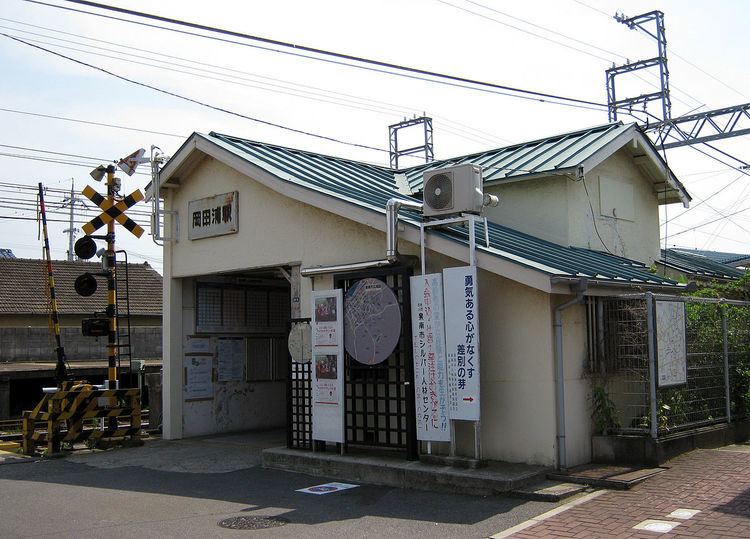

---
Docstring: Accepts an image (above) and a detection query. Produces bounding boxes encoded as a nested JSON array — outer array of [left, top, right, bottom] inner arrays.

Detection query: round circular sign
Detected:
[[288, 321, 312, 363], [343, 278, 402, 365]]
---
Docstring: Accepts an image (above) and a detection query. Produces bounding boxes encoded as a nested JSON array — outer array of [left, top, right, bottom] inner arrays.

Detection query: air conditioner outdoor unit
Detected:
[[422, 164, 484, 217]]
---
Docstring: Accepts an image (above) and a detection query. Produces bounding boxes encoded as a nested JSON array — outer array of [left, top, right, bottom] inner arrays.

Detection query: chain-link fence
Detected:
[[588, 293, 750, 439]]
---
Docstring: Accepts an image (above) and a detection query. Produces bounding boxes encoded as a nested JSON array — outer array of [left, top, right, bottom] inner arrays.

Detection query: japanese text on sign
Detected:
[[188, 191, 238, 240], [410, 274, 450, 442], [443, 266, 480, 421]]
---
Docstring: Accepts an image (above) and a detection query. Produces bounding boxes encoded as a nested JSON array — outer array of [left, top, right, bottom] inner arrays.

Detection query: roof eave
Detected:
[[550, 275, 686, 294], [580, 127, 691, 208], [158, 132, 210, 194]]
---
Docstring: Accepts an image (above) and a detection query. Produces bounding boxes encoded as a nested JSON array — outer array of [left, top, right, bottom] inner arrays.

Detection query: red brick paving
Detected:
[[510, 448, 750, 538]]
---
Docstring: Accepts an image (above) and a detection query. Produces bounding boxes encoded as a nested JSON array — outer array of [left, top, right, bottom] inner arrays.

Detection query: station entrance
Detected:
[[288, 265, 417, 460]]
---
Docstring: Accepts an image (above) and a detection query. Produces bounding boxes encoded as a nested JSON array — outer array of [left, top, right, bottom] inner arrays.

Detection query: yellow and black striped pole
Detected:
[[105, 165, 118, 388], [38, 183, 68, 384]]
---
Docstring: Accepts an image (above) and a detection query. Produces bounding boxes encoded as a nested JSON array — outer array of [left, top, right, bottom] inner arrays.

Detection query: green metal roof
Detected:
[[671, 248, 750, 267], [199, 131, 680, 288], [661, 249, 746, 280], [400, 122, 689, 207]]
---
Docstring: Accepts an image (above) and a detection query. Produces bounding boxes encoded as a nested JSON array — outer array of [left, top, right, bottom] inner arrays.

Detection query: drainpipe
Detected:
[[300, 198, 422, 277], [552, 278, 588, 471]]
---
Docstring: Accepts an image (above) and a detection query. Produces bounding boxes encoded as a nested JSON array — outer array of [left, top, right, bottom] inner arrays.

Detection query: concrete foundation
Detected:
[[592, 422, 750, 465], [262, 447, 548, 496]]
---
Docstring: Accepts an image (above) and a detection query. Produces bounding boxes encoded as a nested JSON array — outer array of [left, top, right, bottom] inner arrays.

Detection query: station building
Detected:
[[157, 122, 691, 468]]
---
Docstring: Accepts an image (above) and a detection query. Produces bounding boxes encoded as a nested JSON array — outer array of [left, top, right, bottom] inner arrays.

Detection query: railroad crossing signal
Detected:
[[81, 184, 145, 238]]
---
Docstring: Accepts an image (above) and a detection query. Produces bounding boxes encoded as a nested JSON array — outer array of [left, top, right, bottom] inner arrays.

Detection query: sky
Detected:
[[0, 0, 748, 275]]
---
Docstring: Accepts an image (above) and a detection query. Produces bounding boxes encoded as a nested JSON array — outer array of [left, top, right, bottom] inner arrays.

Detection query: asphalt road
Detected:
[[0, 433, 559, 538]]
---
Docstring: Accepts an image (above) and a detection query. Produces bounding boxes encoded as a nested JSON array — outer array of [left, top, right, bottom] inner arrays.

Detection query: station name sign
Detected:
[[188, 191, 238, 240]]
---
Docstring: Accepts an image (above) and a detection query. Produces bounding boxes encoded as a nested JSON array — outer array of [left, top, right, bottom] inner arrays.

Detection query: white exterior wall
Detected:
[[484, 149, 662, 266], [168, 157, 392, 282], [483, 176, 569, 246], [163, 156, 406, 439], [556, 299, 591, 467], [478, 270, 557, 465], [569, 149, 661, 264]]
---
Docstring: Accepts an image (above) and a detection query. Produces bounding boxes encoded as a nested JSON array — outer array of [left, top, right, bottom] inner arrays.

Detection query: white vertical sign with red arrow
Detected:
[[443, 266, 480, 421]]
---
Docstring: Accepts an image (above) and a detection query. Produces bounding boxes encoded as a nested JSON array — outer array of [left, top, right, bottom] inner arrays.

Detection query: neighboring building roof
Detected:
[[160, 129, 684, 290], [660, 249, 746, 281], [671, 248, 750, 268], [0, 249, 15, 259], [401, 122, 690, 206], [0, 258, 162, 316]]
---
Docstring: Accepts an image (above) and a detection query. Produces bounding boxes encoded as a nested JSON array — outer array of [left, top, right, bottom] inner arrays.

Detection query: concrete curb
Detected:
[[263, 447, 547, 496]]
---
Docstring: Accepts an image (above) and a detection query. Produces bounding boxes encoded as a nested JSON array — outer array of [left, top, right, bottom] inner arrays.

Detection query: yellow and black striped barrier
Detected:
[[22, 385, 141, 455]]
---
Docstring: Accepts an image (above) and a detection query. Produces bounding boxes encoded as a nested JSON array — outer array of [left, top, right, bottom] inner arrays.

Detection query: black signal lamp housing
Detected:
[[74, 236, 97, 260]]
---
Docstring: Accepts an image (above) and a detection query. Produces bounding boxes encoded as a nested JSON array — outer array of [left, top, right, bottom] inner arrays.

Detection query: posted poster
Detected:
[[443, 266, 481, 421], [311, 289, 345, 444], [217, 337, 245, 382], [183, 355, 213, 400], [410, 273, 450, 442], [655, 300, 688, 387], [185, 335, 212, 354], [313, 294, 340, 347], [314, 354, 339, 404]]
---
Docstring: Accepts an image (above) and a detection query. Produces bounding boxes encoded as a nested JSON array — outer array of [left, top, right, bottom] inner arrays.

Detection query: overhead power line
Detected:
[[661, 205, 750, 240], [0, 22, 509, 150], [26, 0, 612, 112], [0, 106, 184, 138], [1, 33, 389, 154]]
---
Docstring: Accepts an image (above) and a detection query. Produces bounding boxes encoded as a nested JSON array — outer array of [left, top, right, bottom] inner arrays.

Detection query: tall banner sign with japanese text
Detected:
[[311, 289, 345, 444], [443, 266, 480, 421], [410, 274, 450, 442]]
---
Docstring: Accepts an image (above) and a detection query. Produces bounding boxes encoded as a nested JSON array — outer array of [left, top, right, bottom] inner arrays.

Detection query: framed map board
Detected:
[[655, 300, 687, 387]]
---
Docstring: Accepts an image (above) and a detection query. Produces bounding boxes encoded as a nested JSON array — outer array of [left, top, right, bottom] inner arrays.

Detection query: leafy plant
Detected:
[[591, 385, 620, 435]]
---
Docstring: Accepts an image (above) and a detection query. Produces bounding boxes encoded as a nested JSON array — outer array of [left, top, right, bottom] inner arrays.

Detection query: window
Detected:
[[196, 282, 290, 334]]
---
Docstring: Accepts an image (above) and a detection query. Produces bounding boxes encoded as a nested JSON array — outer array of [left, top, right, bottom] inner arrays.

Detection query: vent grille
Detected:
[[424, 172, 453, 210]]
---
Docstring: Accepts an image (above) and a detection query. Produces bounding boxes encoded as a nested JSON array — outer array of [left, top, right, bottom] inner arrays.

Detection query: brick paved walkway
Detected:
[[504, 448, 750, 538]]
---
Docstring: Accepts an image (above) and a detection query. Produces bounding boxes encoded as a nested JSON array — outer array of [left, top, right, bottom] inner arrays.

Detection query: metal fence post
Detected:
[[722, 303, 731, 424], [646, 293, 658, 439]]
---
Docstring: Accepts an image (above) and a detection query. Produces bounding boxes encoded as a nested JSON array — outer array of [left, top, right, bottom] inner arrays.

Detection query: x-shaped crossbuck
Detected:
[[81, 185, 145, 238]]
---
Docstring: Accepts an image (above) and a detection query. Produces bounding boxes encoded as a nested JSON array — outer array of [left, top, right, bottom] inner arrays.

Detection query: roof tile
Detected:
[[0, 258, 162, 315]]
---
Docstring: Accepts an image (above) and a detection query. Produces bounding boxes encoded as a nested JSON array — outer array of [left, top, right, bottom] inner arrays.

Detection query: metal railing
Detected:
[[589, 293, 750, 438]]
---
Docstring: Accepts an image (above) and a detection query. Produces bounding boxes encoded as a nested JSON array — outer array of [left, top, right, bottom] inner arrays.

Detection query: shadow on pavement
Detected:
[[0, 429, 537, 527]]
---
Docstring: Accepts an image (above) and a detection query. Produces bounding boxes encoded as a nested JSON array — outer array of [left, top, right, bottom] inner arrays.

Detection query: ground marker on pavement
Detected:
[[296, 482, 359, 495], [633, 519, 681, 533], [668, 508, 701, 519]]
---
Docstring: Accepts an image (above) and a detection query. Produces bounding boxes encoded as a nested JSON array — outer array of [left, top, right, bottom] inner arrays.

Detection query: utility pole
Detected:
[[61, 179, 81, 262]]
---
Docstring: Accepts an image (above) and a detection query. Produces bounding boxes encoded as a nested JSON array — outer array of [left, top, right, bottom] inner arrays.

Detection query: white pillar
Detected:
[[162, 268, 184, 438]]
